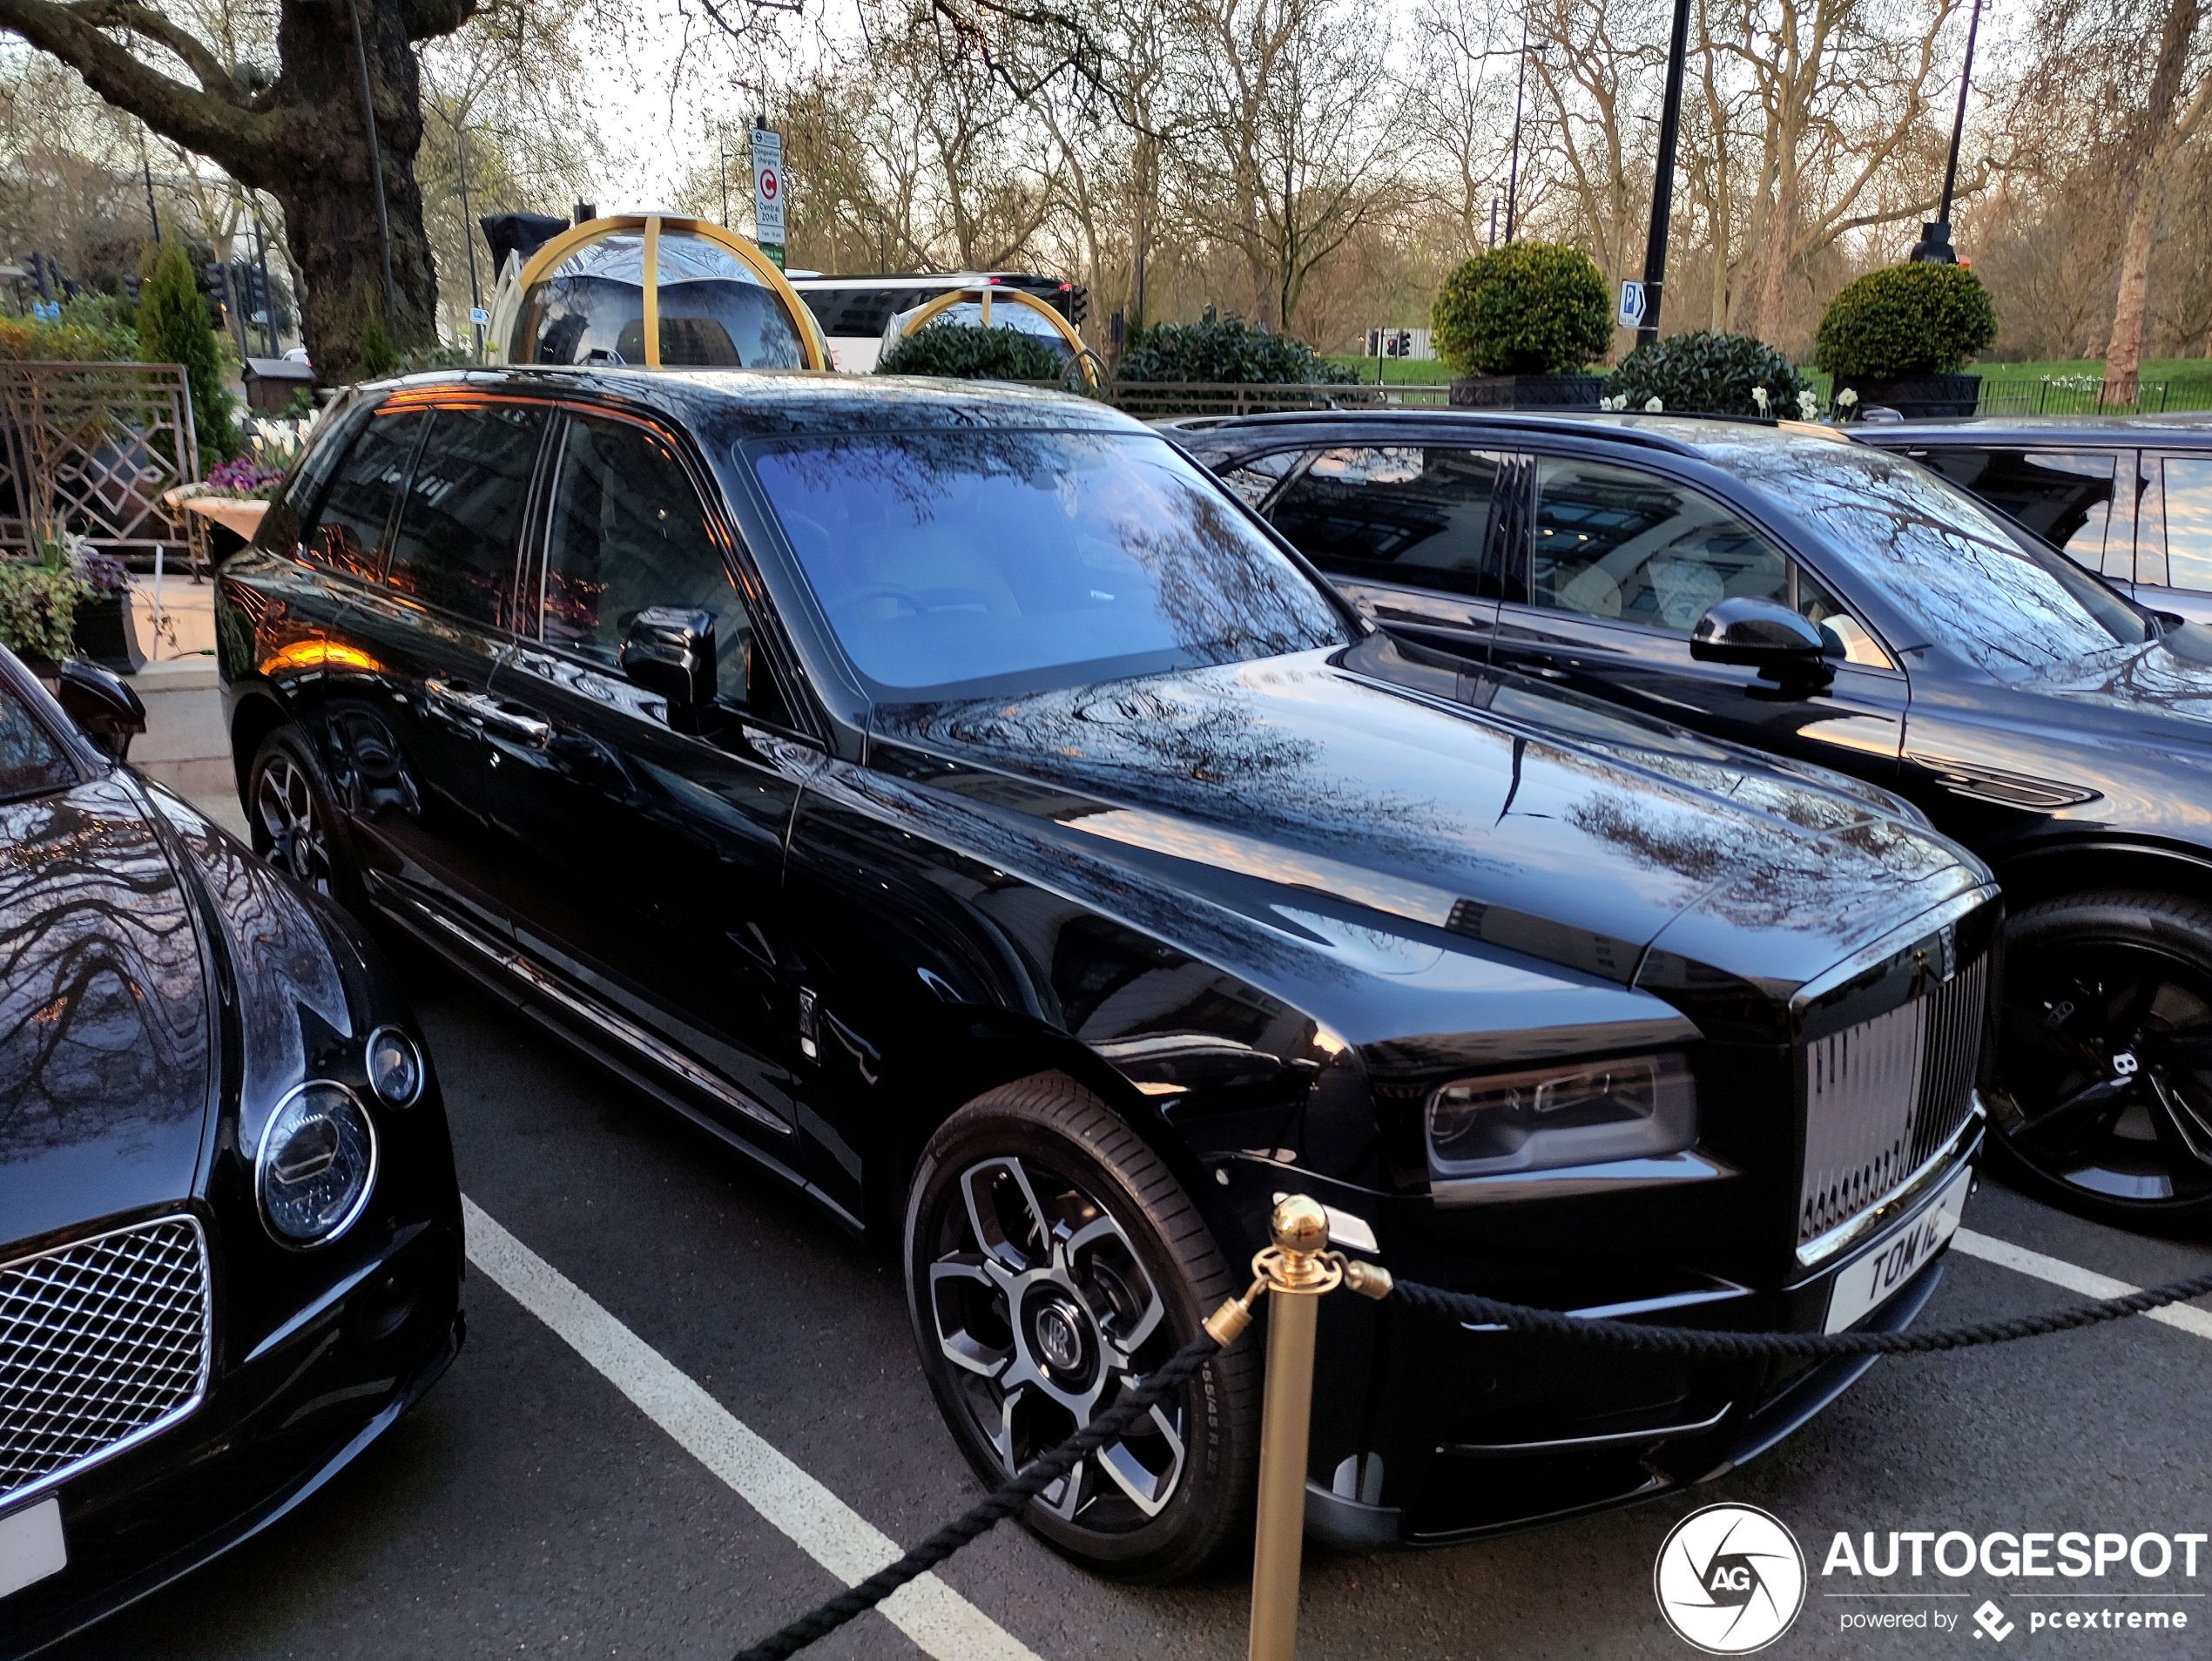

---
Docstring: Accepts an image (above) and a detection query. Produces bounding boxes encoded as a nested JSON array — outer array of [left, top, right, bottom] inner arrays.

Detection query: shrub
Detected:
[[1602, 331, 1811, 417], [1432, 242, 1611, 378], [1814, 263, 1998, 382], [0, 560, 91, 664], [0, 295, 139, 362], [1115, 319, 1356, 385], [876, 322, 1071, 381], [138, 240, 238, 461]]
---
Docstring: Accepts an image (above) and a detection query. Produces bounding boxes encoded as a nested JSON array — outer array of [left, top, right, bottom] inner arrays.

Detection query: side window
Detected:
[[2155, 456, 2212, 593], [1914, 448, 2121, 577], [384, 403, 546, 629], [541, 414, 753, 705], [1268, 447, 1502, 598], [1531, 457, 1787, 631], [1796, 567, 1893, 670], [261, 403, 363, 554], [1215, 449, 1300, 508], [304, 408, 424, 582]]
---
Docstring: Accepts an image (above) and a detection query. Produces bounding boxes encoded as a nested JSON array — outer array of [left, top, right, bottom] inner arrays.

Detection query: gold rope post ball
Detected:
[[1269, 1196, 1330, 1257]]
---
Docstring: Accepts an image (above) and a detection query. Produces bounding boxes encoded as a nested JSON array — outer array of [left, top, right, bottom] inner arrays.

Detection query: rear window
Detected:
[[750, 428, 1349, 699]]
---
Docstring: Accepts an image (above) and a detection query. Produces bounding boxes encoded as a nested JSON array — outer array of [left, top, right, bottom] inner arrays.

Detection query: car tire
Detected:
[[246, 726, 364, 913], [1993, 889, 2212, 1232], [903, 1074, 1259, 1581]]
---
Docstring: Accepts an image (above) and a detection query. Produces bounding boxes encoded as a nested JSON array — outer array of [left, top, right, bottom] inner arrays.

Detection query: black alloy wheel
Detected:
[[904, 1076, 1259, 1581], [1994, 890, 2212, 1231], [247, 726, 361, 910]]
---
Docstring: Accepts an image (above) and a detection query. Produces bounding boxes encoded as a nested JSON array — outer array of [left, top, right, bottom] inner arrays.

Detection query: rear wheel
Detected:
[[1993, 889, 2212, 1232], [246, 726, 362, 912], [903, 1076, 1259, 1580]]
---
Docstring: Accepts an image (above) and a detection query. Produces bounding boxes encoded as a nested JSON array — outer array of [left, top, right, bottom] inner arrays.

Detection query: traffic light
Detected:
[[1065, 283, 1089, 326], [26, 250, 54, 300], [240, 263, 270, 319], [121, 273, 141, 304], [204, 260, 232, 308]]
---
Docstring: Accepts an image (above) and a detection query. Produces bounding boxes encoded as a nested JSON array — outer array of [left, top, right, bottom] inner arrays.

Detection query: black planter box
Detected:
[[72, 590, 145, 675], [1449, 374, 1602, 410], [1837, 372, 1981, 420]]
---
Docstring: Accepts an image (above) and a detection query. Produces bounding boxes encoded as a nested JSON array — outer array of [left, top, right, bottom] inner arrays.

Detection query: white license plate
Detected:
[[1824, 1164, 1973, 1334], [0, 1496, 66, 1600]]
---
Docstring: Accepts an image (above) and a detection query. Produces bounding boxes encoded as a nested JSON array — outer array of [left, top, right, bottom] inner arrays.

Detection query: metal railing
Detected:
[[1974, 375, 2212, 417], [1101, 380, 1453, 418], [0, 360, 203, 566]]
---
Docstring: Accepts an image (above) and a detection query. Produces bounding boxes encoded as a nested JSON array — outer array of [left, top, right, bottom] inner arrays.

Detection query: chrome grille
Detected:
[[1800, 954, 1986, 1247], [1, 1216, 212, 1507]]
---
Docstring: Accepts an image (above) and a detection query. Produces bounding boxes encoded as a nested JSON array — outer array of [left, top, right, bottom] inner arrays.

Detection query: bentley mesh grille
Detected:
[[1800, 955, 1986, 1246], [1, 1216, 212, 1507]]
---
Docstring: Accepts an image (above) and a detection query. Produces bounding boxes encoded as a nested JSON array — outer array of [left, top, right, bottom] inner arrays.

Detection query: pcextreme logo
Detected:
[[1655, 1504, 1810, 1654]]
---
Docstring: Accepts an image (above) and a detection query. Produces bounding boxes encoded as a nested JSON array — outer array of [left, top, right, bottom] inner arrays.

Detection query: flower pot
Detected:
[[1449, 374, 1603, 410], [71, 589, 145, 675], [1836, 373, 1981, 420]]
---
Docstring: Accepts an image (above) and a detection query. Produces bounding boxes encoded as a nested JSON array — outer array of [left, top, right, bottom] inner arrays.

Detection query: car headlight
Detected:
[[257, 1082, 378, 1246], [366, 1024, 424, 1107], [1426, 1053, 1696, 1176]]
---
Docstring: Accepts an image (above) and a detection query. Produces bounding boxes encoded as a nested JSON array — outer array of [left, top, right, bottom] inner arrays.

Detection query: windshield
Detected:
[[749, 428, 1351, 698], [1734, 442, 2150, 681]]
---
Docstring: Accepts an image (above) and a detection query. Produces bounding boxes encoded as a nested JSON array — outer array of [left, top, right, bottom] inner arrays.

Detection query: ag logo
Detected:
[[1653, 1503, 1807, 1654]]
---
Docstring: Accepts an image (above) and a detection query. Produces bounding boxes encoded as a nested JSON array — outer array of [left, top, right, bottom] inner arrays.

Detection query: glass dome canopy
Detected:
[[492, 216, 828, 371], [882, 285, 1099, 386]]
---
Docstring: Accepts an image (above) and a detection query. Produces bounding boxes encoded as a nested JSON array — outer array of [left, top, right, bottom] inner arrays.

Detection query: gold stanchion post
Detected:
[[1245, 1197, 1339, 1661]]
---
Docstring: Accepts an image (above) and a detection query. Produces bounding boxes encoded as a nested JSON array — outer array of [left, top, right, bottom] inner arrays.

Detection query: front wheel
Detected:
[[246, 726, 362, 912], [903, 1076, 1259, 1581], [1993, 889, 2212, 1232]]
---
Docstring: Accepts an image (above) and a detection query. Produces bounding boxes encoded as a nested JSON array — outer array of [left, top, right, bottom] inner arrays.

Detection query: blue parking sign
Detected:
[[1617, 280, 1647, 329]]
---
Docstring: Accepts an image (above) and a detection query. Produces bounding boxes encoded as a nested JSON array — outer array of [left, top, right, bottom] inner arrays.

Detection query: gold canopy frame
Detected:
[[893, 285, 1099, 386], [498, 214, 830, 372]]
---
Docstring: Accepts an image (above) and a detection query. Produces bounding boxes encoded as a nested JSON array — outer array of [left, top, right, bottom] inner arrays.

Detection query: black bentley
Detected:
[[0, 647, 462, 1655], [216, 370, 1992, 1566], [1172, 408, 2212, 1233]]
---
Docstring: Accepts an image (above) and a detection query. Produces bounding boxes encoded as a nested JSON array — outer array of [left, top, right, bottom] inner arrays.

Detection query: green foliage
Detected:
[[1602, 331, 1811, 417], [1115, 319, 1357, 385], [138, 241, 239, 461], [0, 294, 139, 362], [0, 560, 91, 664], [359, 307, 402, 380], [1814, 263, 2000, 381], [1432, 242, 1612, 377], [875, 322, 1072, 381]]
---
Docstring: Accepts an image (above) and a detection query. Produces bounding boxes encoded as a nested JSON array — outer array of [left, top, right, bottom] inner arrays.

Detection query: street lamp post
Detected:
[[454, 124, 482, 358], [1911, 0, 1985, 263], [1635, 0, 1692, 346], [1504, 17, 1532, 242]]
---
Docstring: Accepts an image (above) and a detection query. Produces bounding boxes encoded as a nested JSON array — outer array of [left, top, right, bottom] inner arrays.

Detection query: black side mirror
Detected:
[[1690, 597, 1835, 688], [620, 607, 717, 725], [56, 658, 146, 761]]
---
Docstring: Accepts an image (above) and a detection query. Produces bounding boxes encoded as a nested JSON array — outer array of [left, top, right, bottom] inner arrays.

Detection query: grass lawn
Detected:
[[1973, 357, 2211, 381], [1322, 354, 1457, 384]]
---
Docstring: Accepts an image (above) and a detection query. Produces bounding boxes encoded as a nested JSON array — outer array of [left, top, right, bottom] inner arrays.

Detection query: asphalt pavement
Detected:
[[50, 928, 2212, 1661]]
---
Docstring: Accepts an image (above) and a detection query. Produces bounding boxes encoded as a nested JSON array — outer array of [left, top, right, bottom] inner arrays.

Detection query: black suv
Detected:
[[219, 371, 1993, 1564], [1173, 408, 2212, 1232], [1851, 415, 2212, 626]]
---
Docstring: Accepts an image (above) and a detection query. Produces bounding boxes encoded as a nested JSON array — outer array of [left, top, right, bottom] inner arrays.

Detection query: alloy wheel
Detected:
[[925, 1154, 1188, 1529], [1999, 941, 2212, 1207], [255, 753, 333, 895]]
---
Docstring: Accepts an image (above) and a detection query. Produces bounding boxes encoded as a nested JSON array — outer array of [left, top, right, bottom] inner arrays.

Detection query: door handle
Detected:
[[425, 679, 552, 748]]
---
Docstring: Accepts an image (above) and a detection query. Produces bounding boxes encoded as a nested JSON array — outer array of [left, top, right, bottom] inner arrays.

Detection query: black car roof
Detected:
[[1854, 412, 2212, 445], [1162, 407, 1858, 464], [360, 366, 1144, 439]]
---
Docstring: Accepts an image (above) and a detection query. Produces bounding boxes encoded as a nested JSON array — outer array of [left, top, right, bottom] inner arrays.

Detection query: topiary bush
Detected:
[[1814, 263, 1998, 383], [1602, 330, 1811, 417], [138, 240, 238, 461], [1115, 319, 1356, 384], [876, 321, 1071, 381], [1432, 242, 1611, 378]]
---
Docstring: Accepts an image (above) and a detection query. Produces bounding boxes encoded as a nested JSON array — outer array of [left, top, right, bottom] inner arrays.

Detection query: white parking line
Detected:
[[460, 1196, 1040, 1661], [1952, 1226, 2212, 1342]]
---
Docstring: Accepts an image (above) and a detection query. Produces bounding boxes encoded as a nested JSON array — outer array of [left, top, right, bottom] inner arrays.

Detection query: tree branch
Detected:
[[0, 0, 267, 168], [67, 0, 246, 105]]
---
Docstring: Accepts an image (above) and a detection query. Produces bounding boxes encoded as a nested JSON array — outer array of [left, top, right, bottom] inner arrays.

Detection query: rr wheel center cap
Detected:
[[1029, 1295, 1091, 1379]]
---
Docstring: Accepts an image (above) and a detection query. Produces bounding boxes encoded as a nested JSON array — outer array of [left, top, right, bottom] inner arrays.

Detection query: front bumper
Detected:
[[2, 1219, 463, 1658]]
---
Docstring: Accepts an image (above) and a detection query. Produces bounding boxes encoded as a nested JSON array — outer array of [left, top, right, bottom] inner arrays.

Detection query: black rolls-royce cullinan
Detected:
[[0, 646, 462, 1657], [218, 369, 1992, 1569], [1171, 408, 2212, 1233]]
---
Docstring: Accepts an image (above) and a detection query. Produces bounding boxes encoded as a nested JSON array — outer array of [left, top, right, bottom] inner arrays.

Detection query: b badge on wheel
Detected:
[[1653, 1503, 1806, 1654]]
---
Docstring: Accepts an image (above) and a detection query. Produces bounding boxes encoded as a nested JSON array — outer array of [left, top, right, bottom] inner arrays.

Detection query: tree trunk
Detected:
[[2103, 0, 2202, 405]]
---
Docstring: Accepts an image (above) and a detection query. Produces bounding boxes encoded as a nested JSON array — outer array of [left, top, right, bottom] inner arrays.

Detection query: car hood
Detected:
[[1, 775, 215, 1247], [0, 773, 362, 1250], [869, 638, 1989, 1023]]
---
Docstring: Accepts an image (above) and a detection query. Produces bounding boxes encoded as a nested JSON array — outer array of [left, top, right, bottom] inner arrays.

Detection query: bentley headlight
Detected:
[[1426, 1053, 1696, 1176], [366, 1025, 424, 1107], [258, 1083, 378, 1246]]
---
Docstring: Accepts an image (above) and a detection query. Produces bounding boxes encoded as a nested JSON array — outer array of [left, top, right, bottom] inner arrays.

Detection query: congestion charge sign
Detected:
[[751, 126, 785, 264]]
